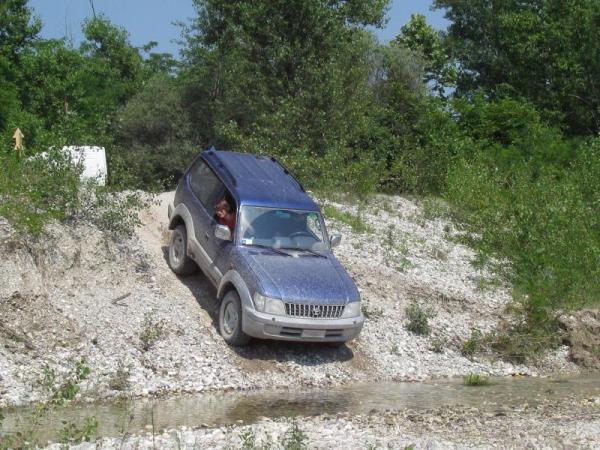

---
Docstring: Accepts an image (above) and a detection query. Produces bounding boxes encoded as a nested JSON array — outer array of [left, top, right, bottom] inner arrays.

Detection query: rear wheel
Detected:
[[168, 225, 197, 275], [219, 290, 251, 346]]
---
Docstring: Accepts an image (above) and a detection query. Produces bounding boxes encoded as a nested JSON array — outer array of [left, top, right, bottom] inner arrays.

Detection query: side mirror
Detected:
[[330, 234, 342, 248], [215, 224, 232, 241]]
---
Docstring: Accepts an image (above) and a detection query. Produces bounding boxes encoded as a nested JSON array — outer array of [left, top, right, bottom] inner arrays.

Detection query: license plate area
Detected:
[[302, 329, 325, 338]]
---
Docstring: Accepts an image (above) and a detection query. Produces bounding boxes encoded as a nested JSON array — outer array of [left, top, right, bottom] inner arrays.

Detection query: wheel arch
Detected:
[[168, 203, 194, 233], [217, 270, 253, 308]]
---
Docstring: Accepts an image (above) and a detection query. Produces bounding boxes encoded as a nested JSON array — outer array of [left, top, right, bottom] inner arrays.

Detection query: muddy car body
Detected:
[[167, 148, 364, 345]]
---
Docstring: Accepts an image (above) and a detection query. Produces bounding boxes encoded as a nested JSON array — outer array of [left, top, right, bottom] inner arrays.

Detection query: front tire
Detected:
[[219, 290, 251, 346], [168, 225, 197, 275]]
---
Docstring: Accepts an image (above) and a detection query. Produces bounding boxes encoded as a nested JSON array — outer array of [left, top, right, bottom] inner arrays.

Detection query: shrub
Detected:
[[463, 374, 489, 386], [461, 329, 483, 358], [0, 149, 81, 234], [139, 310, 165, 351], [281, 421, 307, 450], [446, 134, 600, 353], [0, 148, 148, 237], [405, 301, 433, 336]]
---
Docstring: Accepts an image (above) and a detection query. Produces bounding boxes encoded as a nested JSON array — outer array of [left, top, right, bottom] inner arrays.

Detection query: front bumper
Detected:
[[242, 305, 364, 342]]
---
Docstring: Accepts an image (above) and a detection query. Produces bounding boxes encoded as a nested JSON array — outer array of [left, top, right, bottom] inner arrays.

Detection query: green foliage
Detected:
[[0, 149, 147, 236], [239, 429, 256, 450], [394, 14, 456, 95], [322, 205, 372, 234], [463, 374, 489, 387], [448, 132, 600, 350], [51, 358, 90, 405], [366, 49, 467, 193], [181, 0, 390, 194], [436, 0, 600, 135], [0, 0, 41, 64], [114, 74, 196, 189], [0, 149, 82, 235], [0, 56, 19, 132], [429, 336, 446, 354], [405, 301, 433, 336], [139, 310, 165, 351], [282, 421, 308, 450], [486, 320, 562, 363], [59, 417, 98, 445], [461, 330, 483, 358]]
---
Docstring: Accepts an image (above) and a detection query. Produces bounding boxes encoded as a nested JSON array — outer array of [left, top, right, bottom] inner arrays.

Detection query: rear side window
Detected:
[[189, 159, 224, 208]]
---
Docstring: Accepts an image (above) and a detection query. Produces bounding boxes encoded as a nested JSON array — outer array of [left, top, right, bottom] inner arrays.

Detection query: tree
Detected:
[[80, 15, 146, 112], [394, 14, 456, 96], [0, 56, 19, 134], [0, 0, 41, 64], [435, 0, 600, 135], [112, 74, 195, 188], [180, 0, 389, 190]]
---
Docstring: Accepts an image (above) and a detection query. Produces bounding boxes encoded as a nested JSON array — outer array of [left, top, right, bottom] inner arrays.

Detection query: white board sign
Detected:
[[61, 146, 107, 186]]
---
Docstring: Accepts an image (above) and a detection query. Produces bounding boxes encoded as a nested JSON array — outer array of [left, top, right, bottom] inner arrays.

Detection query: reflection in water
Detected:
[[1, 374, 599, 443]]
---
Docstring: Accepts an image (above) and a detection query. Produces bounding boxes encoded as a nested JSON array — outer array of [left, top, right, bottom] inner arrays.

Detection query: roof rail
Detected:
[[270, 157, 305, 192], [205, 147, 238, 187]]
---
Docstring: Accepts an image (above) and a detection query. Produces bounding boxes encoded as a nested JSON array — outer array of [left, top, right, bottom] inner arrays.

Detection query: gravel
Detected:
[[0, 192, 580, 409]]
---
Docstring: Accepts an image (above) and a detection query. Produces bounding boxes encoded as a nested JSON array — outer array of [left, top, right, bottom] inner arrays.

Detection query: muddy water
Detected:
[[2, 374, 599, 444]]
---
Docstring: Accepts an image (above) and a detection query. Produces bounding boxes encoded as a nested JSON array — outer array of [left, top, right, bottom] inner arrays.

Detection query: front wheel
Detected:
[[219, 291, 251, 346]]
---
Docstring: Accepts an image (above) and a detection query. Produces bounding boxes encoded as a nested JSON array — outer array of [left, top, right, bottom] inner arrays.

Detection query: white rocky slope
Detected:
[[0, 192, 577, 408]]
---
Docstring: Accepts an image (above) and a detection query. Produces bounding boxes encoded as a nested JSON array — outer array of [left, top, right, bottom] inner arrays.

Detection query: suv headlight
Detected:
[[253, 292, 286, 316], [341, 301, 361, 318]]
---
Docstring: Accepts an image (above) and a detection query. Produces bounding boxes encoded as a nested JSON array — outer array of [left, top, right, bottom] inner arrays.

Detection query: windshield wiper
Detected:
[[246, 243, 292, 257], [282, 247, 327, 258]]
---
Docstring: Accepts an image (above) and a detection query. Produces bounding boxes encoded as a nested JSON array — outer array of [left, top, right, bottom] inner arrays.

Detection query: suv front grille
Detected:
[[285, 303, 345, 319]]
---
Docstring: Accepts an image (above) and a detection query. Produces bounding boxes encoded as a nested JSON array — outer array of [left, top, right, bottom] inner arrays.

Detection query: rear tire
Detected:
[[219, 291, 251, 346], [168, 225, 197, 275]]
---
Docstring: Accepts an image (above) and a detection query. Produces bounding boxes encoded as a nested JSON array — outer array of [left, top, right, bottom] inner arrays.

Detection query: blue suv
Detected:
[[167, 149, 364, 345]]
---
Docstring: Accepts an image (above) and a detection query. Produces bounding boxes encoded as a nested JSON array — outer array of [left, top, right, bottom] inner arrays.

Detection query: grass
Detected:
[[382, 224, 412, 272], [235, 420, 308, 450], [463, 374, 490, 386], [281, 421, 308, 450], [322, 205, 372, 234]]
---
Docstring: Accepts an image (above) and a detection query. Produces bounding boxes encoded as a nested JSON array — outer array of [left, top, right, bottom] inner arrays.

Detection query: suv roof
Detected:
[[202, 149, 319, 211]]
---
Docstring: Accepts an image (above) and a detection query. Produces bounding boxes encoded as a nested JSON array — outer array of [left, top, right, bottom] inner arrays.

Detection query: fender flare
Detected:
[[217, 270, 253, 309], [169, 203, 195, 234]]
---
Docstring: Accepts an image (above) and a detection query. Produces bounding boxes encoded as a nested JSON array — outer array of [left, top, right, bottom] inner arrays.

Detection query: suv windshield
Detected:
[[239, 206, 329, 252]]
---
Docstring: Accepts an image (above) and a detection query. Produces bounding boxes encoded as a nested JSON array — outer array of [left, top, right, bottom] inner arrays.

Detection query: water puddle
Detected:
[[1, 374, 599, 444]]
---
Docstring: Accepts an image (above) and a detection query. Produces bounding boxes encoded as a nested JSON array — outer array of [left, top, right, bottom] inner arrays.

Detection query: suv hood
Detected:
[[239, 248, 359, 305]]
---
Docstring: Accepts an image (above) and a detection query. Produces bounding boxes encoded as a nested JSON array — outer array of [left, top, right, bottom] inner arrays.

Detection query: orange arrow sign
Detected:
[[13, 128, 24, 151]]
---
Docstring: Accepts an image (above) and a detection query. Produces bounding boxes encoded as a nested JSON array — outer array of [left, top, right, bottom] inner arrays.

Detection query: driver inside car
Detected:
[[214, 198, 236, 235]]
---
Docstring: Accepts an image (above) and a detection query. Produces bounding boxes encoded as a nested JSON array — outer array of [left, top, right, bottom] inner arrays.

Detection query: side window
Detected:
[[189, 159, 224, 209]]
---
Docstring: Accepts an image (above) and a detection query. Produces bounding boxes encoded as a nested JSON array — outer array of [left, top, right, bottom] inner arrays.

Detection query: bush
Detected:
[[405, 301, 434, 336], [446, 132, 600, 353], [0, 148, 148, 236], [463, 374, 489, 386], [0, 149, 81, 235]]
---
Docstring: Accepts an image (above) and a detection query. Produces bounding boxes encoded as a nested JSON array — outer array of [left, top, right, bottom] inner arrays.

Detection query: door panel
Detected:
[[186, 158, 233, 283]]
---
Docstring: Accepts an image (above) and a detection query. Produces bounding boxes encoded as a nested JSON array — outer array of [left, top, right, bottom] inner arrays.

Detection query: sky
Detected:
[[28, 0, 449, 56]]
